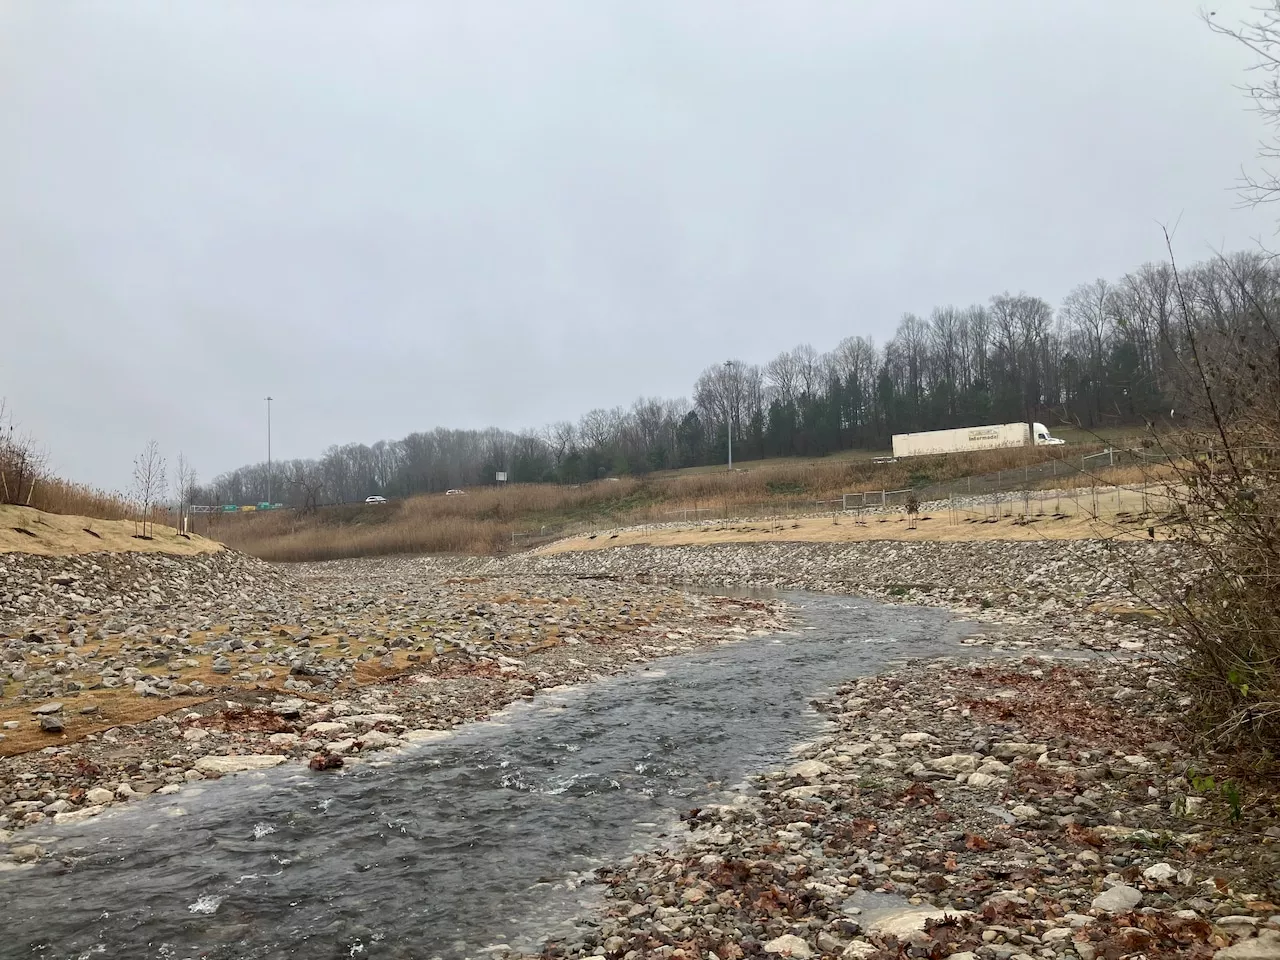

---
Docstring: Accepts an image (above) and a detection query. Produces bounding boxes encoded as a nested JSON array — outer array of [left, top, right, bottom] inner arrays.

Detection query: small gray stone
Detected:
[[1142, 862, 1178, 884], [1091, 883, 1142, 913], [763, 934, 813, 958]]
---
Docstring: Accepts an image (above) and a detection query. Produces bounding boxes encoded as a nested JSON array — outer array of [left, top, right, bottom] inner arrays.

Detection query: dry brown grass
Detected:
[[30, 478, 133, 520], [663, 444, 1105, 502], [2, 473, 133, 522], [212, 478, 657, 560], [214, 507, 512, 561], [212, 444, 1130, 561], [0, 691, 213, 758]]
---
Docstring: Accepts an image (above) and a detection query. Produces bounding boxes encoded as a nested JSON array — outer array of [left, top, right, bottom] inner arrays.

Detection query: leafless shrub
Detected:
[[0, 400, 130, 519], [132, 440, 167, 539], [0, 398, 49, 505], [286, 461, 327, 514], [1134, 240, 1280, 754], [173, 453, 197, 534]]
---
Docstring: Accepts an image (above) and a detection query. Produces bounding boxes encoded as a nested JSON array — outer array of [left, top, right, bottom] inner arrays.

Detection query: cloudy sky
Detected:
[[1, 1, 1274, 491]]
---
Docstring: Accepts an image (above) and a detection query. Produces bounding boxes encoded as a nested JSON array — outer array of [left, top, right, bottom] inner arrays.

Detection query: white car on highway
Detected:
[[365, 495, 387, 504]]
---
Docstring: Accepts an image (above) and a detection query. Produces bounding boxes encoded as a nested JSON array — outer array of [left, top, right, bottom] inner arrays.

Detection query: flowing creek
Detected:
[[2, 593, 974, 959]]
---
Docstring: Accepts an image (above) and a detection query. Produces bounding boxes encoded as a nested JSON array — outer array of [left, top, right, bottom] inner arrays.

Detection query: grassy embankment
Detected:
[[539, 485, 1177, 553], [0, 505, 221, 556], [0, 465, 214, 555], [211, 440, 1164, 561], [647, 424, 1134, 478]]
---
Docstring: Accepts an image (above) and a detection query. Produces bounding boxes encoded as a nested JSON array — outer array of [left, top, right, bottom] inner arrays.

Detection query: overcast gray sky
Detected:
[[1, 1, 1273, 491]]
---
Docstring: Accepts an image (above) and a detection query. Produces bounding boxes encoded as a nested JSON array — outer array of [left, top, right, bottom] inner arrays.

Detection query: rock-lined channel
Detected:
[[1, 594, 971, 959]]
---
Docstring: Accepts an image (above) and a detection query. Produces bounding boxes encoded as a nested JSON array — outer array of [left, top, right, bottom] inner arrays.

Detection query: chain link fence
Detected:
[[503, 447, 1181, 547]]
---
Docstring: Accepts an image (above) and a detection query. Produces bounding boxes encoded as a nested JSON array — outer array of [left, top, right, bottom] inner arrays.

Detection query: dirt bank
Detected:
[[0, 504, 221, 556]]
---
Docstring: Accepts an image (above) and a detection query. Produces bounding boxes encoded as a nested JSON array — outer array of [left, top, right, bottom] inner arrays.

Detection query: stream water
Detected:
[[1, 594, 971, 960]]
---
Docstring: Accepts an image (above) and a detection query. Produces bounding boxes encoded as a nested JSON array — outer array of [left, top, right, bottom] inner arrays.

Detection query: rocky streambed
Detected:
[[488, 542, 1280, 960], [0, 550, 784, 838], [1, 592, 966, 959], [504, 539, 1183, 653], [511, 655, 1280, 960], [2, 536, 1277, 960]]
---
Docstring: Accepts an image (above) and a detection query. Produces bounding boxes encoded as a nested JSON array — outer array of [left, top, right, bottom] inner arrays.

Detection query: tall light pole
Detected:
[[724, 360, 734, 471], [265, 396, 273, 505]]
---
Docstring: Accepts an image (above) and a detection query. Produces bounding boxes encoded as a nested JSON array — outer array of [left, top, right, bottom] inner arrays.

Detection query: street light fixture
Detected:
[[265, 396, 273, 505], [724, 360, 734, 471]]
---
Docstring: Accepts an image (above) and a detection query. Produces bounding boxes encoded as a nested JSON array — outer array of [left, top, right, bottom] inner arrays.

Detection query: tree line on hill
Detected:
[[197, 249, 1276, 508]]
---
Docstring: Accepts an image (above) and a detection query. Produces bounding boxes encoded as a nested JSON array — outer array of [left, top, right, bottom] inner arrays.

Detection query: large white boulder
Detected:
[[787, 759, 831, 779], [763, 934, 813, 958], [194, 754, 287, 774], [869, 907, 973, 938]]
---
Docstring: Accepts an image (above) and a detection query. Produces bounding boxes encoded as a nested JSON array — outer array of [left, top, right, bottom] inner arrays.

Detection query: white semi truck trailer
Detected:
[[891, 422, 1064, 459]]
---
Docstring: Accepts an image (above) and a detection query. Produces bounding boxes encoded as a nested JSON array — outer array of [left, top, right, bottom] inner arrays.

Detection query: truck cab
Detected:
[[1033, 422, 1065, 445]]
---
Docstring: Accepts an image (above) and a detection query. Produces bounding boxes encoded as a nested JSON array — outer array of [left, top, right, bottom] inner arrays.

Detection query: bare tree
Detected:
[[1206, 5, 1280, 209], [891, 314, 930, 421], [965, 304, 991, 389], [694, 359, 750, 444], [578, 408, 619, 451], [1061, 279, 1117, 424], [174, 453, 197, 533], [132, 440, 167, 538], [791, 343, 821, 399], [764, 349, 802, 407], [1120, 262, 1177, 396], [0, 399, 48, 506], [543, 421, 577, 467], [286, 461, 326, 513], [929, 306, 962, 418], [830, 335, 878, 436]]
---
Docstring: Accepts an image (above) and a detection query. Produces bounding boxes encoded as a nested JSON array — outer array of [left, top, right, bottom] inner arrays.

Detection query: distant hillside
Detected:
[[209, 441, 1140, 561], [199, 247, 1264, 511]]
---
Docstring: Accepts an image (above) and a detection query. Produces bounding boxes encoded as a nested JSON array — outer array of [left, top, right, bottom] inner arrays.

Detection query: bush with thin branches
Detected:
[[1135, 241, 1280, 754]]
